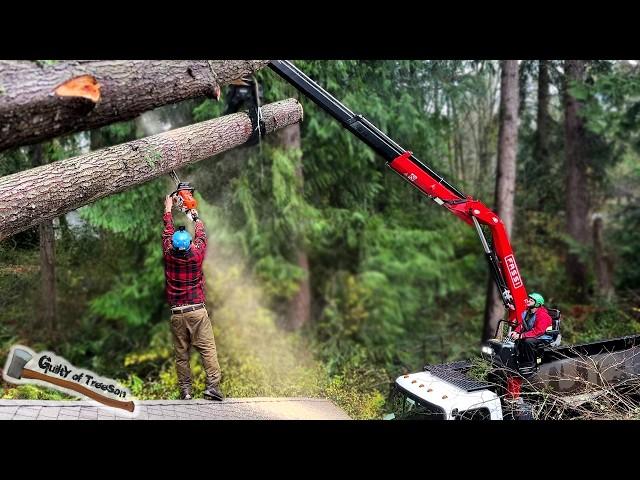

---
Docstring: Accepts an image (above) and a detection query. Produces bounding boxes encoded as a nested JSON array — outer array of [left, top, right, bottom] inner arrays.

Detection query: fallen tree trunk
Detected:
[[0, 99, 303, 241], [0, 60, 270, 152]]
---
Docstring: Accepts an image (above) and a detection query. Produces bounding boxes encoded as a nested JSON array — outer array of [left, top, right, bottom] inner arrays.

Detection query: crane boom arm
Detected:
[[268, 60, 528, 329]]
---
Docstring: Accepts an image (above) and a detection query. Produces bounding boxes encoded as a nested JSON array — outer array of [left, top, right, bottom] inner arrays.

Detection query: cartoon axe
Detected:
[[4, 348, 135, 413]]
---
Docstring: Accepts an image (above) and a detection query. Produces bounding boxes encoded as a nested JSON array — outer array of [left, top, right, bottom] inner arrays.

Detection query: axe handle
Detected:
[[22, 369, 135, 413]]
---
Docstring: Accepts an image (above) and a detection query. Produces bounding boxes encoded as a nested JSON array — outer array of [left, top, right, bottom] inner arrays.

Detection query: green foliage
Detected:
[[324, 369, 387, 419], [466, 356, 493, 382], [225, 142, 321, 302], [192, 99, 225, 122], [76, 119, 169, 329], [580, 66, 640, 143], [92, 121, 137, 146], [0, 146, 29, 177], [587, 302, 640, 341], [253, 255, 305, 300], [568, 81, 590, 102], [87, 241, 164, 326], [79, 179, 167, 241], [1, 384, 76, 400], [515, 211, 570, 300], [611, 203, 640, 290]]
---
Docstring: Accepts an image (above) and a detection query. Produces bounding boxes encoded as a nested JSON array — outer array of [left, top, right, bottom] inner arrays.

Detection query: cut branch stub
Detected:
[[54, 75, 101, 103], [0, 98, 302, 241]]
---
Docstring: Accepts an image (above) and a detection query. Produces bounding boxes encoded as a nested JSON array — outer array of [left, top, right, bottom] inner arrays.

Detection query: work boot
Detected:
[[203, 385, 224, 401]]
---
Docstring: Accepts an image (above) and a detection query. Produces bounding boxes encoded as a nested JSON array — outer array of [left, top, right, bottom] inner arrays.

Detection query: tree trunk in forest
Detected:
[[535, 60, 552, 208], [31, 143, 57, 332], [39, 219, 56, 333], [277, 124, 311, 330], [563, 60, 590, 301], [592, 214, 614, 299], [57, 213, 72, 245], [0, 99, 303, 241], [0, 60, 270, 152], [518, 60, 531, 117], [483, 60, 519, 343]]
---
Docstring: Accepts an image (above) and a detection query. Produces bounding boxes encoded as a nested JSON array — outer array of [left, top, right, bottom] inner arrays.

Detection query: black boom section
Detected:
[[268, 60, 467, 200]]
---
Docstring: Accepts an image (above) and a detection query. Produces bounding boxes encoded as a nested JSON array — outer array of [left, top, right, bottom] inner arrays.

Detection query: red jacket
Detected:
[[515, 306, 552, 339], [162, 212, 207, 307]]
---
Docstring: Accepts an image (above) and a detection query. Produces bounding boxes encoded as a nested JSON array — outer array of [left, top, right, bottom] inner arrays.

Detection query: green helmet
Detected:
[[528, 292, 545, 307]]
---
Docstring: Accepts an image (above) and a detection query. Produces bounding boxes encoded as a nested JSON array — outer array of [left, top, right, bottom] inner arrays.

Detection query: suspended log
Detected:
[[0, 98, 303, 241]]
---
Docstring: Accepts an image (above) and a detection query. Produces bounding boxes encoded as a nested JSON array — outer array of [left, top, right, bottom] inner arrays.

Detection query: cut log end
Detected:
[[54, 75, 101, 103]]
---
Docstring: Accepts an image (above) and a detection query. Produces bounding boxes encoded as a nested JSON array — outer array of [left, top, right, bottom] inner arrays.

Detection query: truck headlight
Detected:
[[481, 345, 494, 356]]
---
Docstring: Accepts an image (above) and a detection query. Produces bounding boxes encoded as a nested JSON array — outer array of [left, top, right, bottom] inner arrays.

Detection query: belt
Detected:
[[171, 303, 205, 314]]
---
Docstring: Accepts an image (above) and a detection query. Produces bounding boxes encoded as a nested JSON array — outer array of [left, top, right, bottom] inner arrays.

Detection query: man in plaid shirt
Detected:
[[162, 195, 223, 401]]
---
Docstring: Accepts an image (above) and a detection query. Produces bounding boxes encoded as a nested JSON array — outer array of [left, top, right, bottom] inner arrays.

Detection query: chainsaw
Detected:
[[169, 171, 198, 221]]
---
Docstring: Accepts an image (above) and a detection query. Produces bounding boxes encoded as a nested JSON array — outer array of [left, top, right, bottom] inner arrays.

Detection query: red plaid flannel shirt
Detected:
[[162, 212, 207, 307]]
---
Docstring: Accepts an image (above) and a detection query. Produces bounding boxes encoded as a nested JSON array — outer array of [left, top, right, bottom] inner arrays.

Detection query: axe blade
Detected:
[[5, 348, 33, 380]]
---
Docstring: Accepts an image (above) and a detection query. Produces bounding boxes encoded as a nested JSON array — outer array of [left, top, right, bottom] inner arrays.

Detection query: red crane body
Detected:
[[388, 151, 528, 327]]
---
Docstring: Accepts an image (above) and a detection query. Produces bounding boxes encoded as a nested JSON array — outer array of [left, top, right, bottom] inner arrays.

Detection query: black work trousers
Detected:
[[516, 337, 547, 367]]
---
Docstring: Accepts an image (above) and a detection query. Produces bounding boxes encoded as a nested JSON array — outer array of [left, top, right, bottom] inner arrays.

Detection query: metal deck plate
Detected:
[[425, 362, 493, 392]]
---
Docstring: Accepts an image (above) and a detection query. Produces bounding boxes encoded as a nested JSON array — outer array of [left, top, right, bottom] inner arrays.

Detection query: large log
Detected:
[[0, 60, 270, 152], [0, 99, 303, 241]]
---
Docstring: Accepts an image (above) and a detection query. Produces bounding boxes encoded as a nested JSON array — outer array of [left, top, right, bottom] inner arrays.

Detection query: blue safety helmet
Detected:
[[172, 226, 192, 251]]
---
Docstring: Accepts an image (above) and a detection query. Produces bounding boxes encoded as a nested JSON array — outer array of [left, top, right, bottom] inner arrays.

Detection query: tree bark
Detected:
[[536, 61, 551, 162], [534, 60, 552, 208], [277, 124, 312, 330], [0, 99, 303, 241], [592, 214, 614, 299], [563, 60, 590, 301], [483, 60, 519, 342], [0, 60, 270, 152], [31, 143, 57, 332]]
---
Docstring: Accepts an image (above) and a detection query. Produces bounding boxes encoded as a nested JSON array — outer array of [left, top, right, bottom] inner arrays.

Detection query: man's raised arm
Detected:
[[162, 196, 175, 255], [191, 209, 207, 253]]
